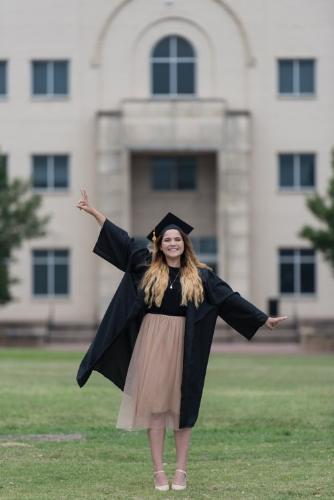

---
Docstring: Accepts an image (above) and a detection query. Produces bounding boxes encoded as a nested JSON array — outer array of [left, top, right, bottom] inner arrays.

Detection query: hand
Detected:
[[76, 188, 95, 216], [265, 316, 288, 330]]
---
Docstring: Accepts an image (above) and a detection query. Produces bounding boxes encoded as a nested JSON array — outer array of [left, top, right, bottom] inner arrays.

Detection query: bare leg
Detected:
[[147, 413, 168, 487], [173, 427, 191, 486]]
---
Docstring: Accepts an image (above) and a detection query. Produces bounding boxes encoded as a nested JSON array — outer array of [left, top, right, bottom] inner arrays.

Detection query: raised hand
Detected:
[[265, 316, 288, 330], [76, 188, 95, 216]]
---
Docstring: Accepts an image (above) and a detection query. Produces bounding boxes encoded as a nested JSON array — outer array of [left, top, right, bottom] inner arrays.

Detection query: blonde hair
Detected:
[[139, 229, 212, 308]]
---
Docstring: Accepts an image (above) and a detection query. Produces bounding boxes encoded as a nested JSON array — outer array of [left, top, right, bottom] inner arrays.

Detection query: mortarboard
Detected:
[[146, 212, 194, 242]]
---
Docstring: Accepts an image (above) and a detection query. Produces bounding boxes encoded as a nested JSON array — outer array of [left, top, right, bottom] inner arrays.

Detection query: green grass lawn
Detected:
[[0, 348, 333, 499]]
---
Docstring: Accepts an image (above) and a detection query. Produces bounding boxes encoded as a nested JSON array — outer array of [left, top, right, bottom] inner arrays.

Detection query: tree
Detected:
[[0, 153, 50, 304], [298, 148, 334, 273]]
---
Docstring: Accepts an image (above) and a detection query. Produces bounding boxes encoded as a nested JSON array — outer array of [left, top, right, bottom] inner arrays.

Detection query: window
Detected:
[[279, 248, 315, 294], [151, 35, 196, 96], [32, 155, 69, 190], [32, 249, 70, 296], [32, 60, 69, 96], [278, 153, 315, 189], [0, 61, 7, 96], [191, 236, 217, 273], [152, 156, 197, 190], [0, 154, 7, 188], [278, 59, 315, 96]]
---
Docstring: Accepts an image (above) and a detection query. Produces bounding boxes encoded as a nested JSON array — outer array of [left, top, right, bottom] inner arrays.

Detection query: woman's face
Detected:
[[160, 229, 184, 260]]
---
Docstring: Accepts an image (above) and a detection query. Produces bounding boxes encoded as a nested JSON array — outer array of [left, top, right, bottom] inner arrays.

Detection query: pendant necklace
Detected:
[[169, 269, 180, 289]]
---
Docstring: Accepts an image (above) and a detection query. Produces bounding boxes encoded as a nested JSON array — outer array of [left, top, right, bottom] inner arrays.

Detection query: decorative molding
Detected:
[[91, 0, 255, 67]]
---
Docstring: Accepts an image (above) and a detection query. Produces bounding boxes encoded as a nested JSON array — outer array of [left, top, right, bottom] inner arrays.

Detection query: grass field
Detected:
[[0, 348, 333, 499]]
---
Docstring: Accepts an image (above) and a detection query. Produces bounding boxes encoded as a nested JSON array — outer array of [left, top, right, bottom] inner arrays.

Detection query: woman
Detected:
[[76, 188, 288, 492]]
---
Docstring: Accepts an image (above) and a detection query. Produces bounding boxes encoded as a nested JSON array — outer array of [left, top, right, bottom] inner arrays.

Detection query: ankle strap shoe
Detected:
[[171, 469, 187, 491]]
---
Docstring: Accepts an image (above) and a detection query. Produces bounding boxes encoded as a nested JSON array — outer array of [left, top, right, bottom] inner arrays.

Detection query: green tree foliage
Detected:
[[298, 148, 334, 272], [0, 154, 50, 304]]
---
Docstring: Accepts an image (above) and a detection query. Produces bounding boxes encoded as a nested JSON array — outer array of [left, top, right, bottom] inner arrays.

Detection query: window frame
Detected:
[[278, 248, 316, 296], [31, 59, 70, 99], [32, 249, 70, 297], [277, 152, 316, 191], [277, 58, 316, 98], [31, 154, 70, 192], [150, 35, 197, 98], [0, 60, 8, 98], [151, 155, 197, 191], [0, 153, 8, 188]]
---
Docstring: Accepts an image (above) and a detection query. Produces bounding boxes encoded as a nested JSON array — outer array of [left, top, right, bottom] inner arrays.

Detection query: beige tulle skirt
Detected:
[[116, 313, 186, 431]]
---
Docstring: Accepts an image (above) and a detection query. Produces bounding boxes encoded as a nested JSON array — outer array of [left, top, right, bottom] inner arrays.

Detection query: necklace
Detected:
[[169, 269, 180, 289]]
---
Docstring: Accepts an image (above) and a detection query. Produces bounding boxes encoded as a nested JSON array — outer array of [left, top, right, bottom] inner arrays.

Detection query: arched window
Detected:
[[151, 35, 196, 96]]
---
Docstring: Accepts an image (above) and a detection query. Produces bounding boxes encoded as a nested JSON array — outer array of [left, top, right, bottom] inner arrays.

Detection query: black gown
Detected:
[[76, 218, 269, 428]]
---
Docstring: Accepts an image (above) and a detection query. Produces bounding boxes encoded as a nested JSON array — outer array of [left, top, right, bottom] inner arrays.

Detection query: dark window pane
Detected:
[[53, 61, 68, 94], [152, 63, 170, 94], [300, 249, 314, 257], [301, 262, 315, 293], [176, 36, 194, 57], [279, 154, 294, 186], [279, 60, 293, 93], [299, 60, 314, 93], [33, 156, 48, 188], [190, 238, 200, 253], [300, 154, 315, 187], [199, 238, 217, 254], [32, 62, 47, 95], [33, 250, 48, 258], [54, 155, 68, 188], [177, 159, 196, 189], [34, 264, 48, 294], [177, 62, 195, 94], [152, 163, 172, 190], [280, 249, 294, 257], [0, 155, 7, 188], [280, 263, 294, 293], [152, 37, 170, 58], [54, 264, 68, 294], [0, 61, 7, 95], [54, 249, 68, 259]]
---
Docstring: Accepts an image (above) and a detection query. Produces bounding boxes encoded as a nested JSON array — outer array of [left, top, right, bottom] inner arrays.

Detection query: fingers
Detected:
[[275, 316, 288, 324], [267, 316, 288, 330], [80, 187, 88, 201]]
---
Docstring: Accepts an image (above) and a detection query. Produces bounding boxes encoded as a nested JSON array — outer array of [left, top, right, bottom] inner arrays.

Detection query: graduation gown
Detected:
[[76, 218, 269, 428]]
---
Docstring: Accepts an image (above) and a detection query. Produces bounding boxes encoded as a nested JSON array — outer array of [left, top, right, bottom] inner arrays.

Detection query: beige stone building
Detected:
[[0, 0, 333, 336]]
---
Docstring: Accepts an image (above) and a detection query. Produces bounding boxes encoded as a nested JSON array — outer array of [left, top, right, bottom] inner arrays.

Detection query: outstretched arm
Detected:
[[76, 188, 144, 272], [205, 271, 287, 341]]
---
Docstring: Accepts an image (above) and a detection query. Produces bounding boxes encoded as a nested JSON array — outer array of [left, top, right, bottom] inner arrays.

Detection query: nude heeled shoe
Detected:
[[171, 469, 187, 491], [153, 470, 169, 491]]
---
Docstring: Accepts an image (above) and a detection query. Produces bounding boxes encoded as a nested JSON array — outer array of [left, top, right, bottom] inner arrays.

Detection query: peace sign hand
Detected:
[[76, 188, 95, 216], [265, 316, 288, 330]]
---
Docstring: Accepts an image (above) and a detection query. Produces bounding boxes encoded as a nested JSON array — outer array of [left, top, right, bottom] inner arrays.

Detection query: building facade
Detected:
[[0, 0, 333, 330]]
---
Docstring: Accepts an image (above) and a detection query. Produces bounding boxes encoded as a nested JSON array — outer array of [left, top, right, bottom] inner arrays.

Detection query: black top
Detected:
[[146, 266, 187, 317]]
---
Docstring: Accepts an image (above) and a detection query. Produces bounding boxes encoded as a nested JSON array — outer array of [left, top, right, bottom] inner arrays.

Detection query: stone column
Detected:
[[95, 111, 131, 317], [217, 111, 251, 296]]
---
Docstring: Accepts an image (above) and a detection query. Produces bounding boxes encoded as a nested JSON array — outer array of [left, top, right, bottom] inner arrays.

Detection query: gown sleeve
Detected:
[[205, 270, 269, 341], [92, 218, 146, 272]]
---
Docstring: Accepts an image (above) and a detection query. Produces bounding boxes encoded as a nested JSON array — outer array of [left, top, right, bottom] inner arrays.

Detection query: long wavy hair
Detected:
[[139, 229, 212, 308]]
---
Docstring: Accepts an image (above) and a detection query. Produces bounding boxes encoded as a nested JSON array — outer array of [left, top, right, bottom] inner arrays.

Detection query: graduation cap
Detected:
[[146, 212, 194, 242]]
